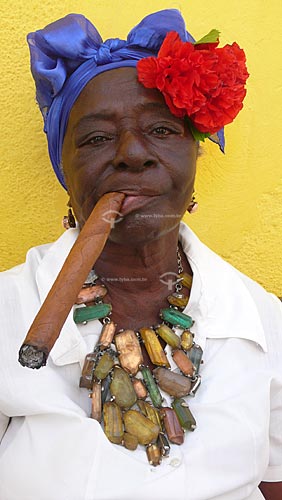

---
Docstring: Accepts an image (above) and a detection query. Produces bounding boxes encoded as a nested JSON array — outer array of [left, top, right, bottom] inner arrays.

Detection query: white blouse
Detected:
[[0, 222, 281, 500]]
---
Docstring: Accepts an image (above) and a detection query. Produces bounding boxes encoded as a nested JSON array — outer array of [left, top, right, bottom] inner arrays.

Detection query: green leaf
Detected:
[[194, 29, 220, 46], [186, 118, 211, 143], [191, 128, 210, 143]]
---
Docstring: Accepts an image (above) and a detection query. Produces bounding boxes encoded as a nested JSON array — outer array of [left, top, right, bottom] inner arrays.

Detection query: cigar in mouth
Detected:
[[18, 191, 125, 369]]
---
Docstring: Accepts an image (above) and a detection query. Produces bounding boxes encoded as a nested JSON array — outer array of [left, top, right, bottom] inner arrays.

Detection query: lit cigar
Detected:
[[18, 191, 125, 369]]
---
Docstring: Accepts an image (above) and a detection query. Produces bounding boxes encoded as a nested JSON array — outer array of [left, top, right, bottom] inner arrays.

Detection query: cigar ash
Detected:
[[18, 344, 47, 369]]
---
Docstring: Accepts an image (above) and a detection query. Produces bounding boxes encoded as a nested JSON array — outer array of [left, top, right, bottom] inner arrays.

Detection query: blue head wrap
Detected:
[[28, 9, 225, 189]]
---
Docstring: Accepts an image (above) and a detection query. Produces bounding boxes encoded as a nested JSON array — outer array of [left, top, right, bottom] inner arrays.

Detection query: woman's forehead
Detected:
[[69, 67, 167, 120]]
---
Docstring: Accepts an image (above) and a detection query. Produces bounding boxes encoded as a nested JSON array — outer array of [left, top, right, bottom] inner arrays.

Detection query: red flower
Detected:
[[137, 32, 249, 136]]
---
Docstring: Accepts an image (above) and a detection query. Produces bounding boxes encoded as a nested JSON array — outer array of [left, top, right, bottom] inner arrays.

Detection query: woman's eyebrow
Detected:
[[73, 112, 116, 135], [136, 101, 172, 114], [73, 102, 173, 136]]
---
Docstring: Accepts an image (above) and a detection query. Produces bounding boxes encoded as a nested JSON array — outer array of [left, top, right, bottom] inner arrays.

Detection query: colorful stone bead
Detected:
[[181, 330, 194, 351], [137, 400, 162, 429], [172, 398, 196, 431], [76, 284, 107, 304], [122, 432, 138, 451], [153, 367, 191, 398], [146, 444, 162, 466], [160, 407, 184, 445], [79, 352, 97, 389], [110, 366, 137, 409], [101, 374, 111, 404], [139, 327, 170, 367], [167, 293, 189, 309], [157, 432, 170, 457], [155, 324, 180, 349], [179, 272, 193, 289], [103, 402, 124, 444], [132, 378, 147, 399], [73, 303, 112, 324], [115, 329, 143, 375], [98, 321, 116, 350], [91, 381, 102, 422], [188, 344, 203, 374], [159, 308, 193, 329], [123, 410, 159, 445], [94, 352, 115, 381], [172, 349, 195, 376], [141, 366, 163, 408]]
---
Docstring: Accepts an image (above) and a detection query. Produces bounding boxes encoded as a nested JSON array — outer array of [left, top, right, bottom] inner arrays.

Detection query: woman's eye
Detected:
[[79, 135, 111, 147], [87, 136, 108, 145], [152, 126, 174, 136]]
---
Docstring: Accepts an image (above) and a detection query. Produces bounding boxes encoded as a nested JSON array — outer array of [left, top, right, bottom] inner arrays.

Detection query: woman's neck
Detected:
[[94, 225, 191, 295], [92, 225, 192, 331]]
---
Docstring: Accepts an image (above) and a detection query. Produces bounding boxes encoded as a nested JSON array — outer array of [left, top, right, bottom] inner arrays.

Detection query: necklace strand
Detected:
[[75, 246, 202, 466]]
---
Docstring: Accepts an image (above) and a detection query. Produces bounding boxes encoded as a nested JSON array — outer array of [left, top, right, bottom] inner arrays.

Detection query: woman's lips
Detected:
[[119, 195, 153, 216]]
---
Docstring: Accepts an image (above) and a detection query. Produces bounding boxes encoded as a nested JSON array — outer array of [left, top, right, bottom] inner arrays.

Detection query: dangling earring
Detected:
[[62, 204, 76, 230], [187, 194, 198, 214]]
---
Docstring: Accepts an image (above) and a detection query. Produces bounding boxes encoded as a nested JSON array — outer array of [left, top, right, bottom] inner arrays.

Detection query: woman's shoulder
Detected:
[[180, 222, 282, 350], [0, 242, 53, 289], [236, 269, 282, 342], [0, 229, 78, 321], [0, 227, 78, 291]]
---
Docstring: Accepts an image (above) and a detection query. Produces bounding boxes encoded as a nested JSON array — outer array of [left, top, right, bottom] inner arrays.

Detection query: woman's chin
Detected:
[[108, 214, 181, 246]]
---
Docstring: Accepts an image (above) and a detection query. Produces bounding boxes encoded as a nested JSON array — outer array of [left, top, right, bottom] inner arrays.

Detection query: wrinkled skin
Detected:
[[62, 67, 198, 330], [62, 67, 197, 242]]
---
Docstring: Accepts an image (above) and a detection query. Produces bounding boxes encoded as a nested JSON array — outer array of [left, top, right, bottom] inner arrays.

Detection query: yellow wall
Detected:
[[0, 0, 281, 295]]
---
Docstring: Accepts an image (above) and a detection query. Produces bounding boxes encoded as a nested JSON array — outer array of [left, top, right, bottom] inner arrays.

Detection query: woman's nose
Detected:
[[112, 130, 157, 170]]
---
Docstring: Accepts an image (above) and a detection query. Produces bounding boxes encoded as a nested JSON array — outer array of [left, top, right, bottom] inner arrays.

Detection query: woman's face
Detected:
[[62, 67, 198, 245]]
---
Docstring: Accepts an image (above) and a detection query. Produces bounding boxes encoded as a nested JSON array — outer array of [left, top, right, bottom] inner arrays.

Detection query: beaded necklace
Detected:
[[75, 247, 203, 467]]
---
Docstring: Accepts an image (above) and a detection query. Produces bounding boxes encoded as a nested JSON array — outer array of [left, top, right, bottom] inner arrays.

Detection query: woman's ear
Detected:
[[63, 197, 76, 229], [187, 189, 198, 214]]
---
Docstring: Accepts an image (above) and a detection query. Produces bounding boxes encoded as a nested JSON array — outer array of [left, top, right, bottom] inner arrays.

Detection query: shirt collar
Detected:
[[35, 222, 267, 367], [179, 221, 267, 352]]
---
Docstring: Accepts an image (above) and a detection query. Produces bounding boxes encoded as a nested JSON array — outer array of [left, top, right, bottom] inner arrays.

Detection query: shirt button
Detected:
[[169, 457, 182, 467]]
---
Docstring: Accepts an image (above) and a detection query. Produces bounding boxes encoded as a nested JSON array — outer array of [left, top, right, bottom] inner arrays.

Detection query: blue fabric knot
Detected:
[[94, 39, 127, 65]]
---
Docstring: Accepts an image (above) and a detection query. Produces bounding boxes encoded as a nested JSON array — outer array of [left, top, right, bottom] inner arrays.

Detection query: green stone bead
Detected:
[[155, 324, 180, 349], [172, 398, 196, 431], [110, 366, 137, 409], [141, 366, 163, 408], [160, 308, 193, 330], [73, 303, 112, 324], [188, 344, 203, 374], [94, 352, 115, 380]]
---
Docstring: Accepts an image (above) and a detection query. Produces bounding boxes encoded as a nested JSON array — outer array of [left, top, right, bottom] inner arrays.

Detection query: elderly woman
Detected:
[[0, 9, 281, 500]]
